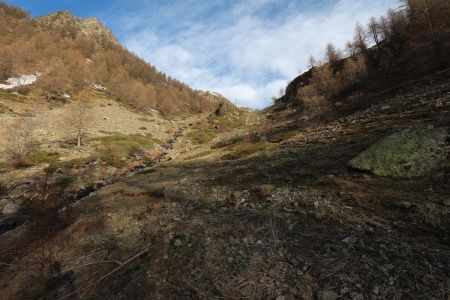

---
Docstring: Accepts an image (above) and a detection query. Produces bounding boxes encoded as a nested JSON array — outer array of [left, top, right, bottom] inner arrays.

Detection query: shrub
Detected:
[[30, 150, 60, 165], [96, 145, 125, 167], [186, 129, 217, 145], [0, 181, 7, 196], [5, 118, 36, 168], [12, 156, 32, 168]]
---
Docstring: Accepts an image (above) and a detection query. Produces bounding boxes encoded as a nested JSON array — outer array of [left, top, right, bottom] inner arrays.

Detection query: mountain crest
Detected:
[[35, 10, 118, 45]]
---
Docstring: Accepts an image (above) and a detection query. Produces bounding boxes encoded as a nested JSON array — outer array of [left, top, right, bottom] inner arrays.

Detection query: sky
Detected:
[[5, 0, 400, 108]]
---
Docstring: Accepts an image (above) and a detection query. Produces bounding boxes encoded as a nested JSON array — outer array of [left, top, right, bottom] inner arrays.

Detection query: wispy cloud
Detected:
[[110, 0, 399, 108]]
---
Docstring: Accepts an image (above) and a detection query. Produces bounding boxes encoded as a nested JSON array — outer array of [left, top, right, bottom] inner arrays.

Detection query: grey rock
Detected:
[[348, 128, 448, 178], [373, 286, 380, 295], [317, 290, 339, 300], [106, 166, 118, 176], [174, 239, 183, 247], [342, 236, 358, 244], [2, 202, 19, 214], [399, 202, 412, 209]]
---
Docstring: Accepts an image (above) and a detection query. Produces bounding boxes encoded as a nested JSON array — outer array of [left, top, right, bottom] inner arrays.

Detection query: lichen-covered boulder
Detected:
[[348, 128, 448, 178]]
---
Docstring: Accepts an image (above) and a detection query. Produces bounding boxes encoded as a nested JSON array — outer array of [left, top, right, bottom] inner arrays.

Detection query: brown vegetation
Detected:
[[4, 117, 36, 168], [65, 88, 93, 148], [0, 181, 6, 196], [280, 0, 450, 118], [0, 2, 214, 115]]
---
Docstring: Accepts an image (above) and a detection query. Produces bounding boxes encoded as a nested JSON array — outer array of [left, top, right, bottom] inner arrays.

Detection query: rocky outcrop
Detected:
[[35, 10, 118, 46], [348, 127, 448, 178], [196, 90, 229, 104]]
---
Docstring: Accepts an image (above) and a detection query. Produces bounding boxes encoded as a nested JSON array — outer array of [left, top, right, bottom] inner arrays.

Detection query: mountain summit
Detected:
[[35, 10, 119, 46]]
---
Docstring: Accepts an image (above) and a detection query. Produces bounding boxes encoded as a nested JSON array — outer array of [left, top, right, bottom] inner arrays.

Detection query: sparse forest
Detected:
[[283, 0, 450, 117]]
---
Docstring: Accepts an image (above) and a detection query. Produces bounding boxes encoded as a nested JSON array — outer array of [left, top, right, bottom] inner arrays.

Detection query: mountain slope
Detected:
[[0, 1, 449, 300], [1, 67, 448, 300], [0, 3, 214, 115]]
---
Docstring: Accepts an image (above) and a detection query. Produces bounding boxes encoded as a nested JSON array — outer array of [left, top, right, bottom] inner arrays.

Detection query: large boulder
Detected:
[[348, 128, 448, 178]]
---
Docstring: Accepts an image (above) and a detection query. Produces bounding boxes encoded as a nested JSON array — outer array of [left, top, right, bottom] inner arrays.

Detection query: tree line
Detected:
[[293, 0, 450, 116], [0, 2, 214, 115]]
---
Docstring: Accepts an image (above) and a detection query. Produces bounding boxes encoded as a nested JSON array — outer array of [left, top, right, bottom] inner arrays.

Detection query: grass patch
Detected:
[[269, 130, 300, 143], [96, 134, 157, 157], [186, 129, 218, 145], [210, 110, 247, 130], [212, 135, 244, 149], [221, 142, 271, 160], [94, 134, 159, 166], [52, 157, 95, 169], [213, 129, 300, 150], [0, 102, 9, 114], [138, 117, 152, 123], [0, 90, 25, 102], [184, 150, 214, 161], [30, 150, 61, 165], [137, 167, 158, 174]]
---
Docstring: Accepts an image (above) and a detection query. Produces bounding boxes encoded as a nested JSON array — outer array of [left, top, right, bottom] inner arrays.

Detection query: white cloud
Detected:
[[122, 0, 400, 108]]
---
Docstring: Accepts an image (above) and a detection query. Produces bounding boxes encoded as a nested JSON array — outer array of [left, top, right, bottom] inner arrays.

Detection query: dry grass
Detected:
[[29, 150, 60, 165], [4, 118, 36, 168], [221, 142, 271, 160], [186, 128, 218, 145]]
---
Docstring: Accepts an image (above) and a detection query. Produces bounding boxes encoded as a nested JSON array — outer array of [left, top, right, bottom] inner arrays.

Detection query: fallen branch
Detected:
[[63, 260, 122, 273], [59, 247, 150, 300]]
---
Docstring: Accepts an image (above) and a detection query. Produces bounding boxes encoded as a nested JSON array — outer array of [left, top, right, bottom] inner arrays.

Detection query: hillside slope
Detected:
[[0, 1, 449, 300], [0, 2, 215, 115], [1, 67, 449, 299]]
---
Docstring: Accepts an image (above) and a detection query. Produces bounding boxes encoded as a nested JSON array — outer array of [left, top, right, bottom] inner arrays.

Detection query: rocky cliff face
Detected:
[[35, 10, 118, 46], [196, 90, 230, 104]]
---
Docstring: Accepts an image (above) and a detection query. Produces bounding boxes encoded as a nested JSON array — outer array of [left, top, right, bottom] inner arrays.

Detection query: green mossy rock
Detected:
[[348, 128, 448, 178]]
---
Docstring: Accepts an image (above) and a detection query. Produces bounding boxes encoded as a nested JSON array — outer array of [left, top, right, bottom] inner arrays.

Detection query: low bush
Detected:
[[0, 102, 9, 114], [186, 129, 217, 145], [0, 181, 7, 196], [30, 150, 60, 165], [95, 134, 157, 158], [12, 156, 32, 168], [96, 145, 125, 167]]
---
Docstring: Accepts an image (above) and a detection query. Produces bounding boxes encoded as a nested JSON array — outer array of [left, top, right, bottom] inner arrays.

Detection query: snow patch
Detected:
[[0, 73, 40, 89], [211, 92, 223, 97], [92, 84, 107, 91]]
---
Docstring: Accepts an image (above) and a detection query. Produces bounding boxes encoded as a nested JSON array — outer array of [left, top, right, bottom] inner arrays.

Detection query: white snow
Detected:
[[211, 92, 223, 97], [93, 83, 107, 91], [0, 73, 40, 89]]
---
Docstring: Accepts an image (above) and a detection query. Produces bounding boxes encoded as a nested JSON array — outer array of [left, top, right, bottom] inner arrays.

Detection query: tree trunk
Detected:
[[77, 130, 81, 148], [423, 0, 446, 69]]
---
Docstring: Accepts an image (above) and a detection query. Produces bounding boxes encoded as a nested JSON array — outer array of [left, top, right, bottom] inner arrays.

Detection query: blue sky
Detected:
[[5, 0, 400, 108]]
